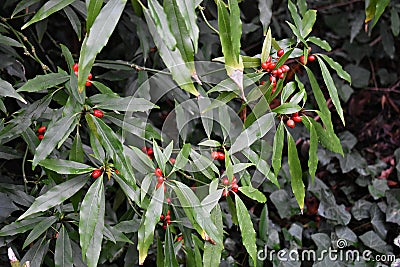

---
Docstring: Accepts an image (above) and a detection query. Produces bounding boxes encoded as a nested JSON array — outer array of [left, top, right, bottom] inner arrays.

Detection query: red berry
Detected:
[[222, 178, 229, 185], [217, 152, 225, 160], [232, 176, 237, 184], [231, 183, 239, 192], [157, 176, 164, 184], [269, 63, 276, 69], [282, 65, 290, 72], [271, 87, 276, 94], [261, 62, 269, 70], [142, 146, 147, 153], [211, 151, 219, 160], [169, 158, 176, 164], [279, 73, 285, 79], [299, 55, 306, 65], [222, 189, 229, 197], [156, 182, 162, 189], [277, 49, 285, 57], [266, 56, 272, 63], [276, 68, 283, 75], [165, 215, 171, 221], [38, 134, 44, 140], [308, 55, 316, 62], [163, 224, 167, 229], [160, 214, 165, 220], [167, 210, 171, 215], [155, 168, 163, 177], [91, 169, 102, 179], [147, 147, 154, 156], [37, 126, 46, 134], [167, 220, 171, 225], [166, 197, 171, 203], [269, 76, 276, 83], [286, 119, 295, 128], [115, 169, 120, 174], [87, 73, 93, 80], [73, 63, 79, 72], [177, 236, 183, 242], [74, 71, 78, 76], [292, 116, 302, 123], [85, 81, 92, 87], [260, 81, 266, 85], [93, 109, 103, 118], [272, 70, 278, 76]]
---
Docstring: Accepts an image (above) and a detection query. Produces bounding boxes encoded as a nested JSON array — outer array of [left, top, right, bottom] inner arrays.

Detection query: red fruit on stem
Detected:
[[163, 224, 167, 229], [155, 167, 163, 177], [269, 63, 276, 69], [283, 65, 290, 72], [38, 134, 44, 140], [115, 169, 120, 174], [222, 177, 229, 185], [261, 62, 269, 70], [165, 215, 171, 221], [166, 197, 171, 203], [73, 63, 79, 72], [156, 182, 162, 189], [299, 55, 306, 65], [87, 73, 93, 80], [260, 81, 266, 85], [232, 176, 237, 184], [222, 189, 229, 197], [286, 119, 295, 128], [91, 169, 102, 179], [74, 71, 78, 76], [164, 183, 167, 192], [231, 183, 239, 192], [292, 116, 302, 123], [211, 151, 219, 160], [308, 55, 316, 62], [37, 126, 46, 134], [160, 214, 165, 220], [157, 176, 164, 184], [147, 147, 154, 156], [167, 210, 171, 215], [169, 158, 176, 164], [85, 81, 92, 87], [272, 70, 278, 76], [217, 152, 225, 160], [270, 76, 276, 83], [177, 236, 183, 242], [93, 109, 104, 118], [277, 49, 285, 57], [276, 68, 282, 75], [279, 73, 285, 79], [266, 56, 272, 63]]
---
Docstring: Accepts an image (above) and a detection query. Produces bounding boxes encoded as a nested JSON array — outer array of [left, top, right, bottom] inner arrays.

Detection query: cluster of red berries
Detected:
[[222, 176, 239, 197], [176, 235, 184, 243], [299, 54, 315, 65], [261, 49, 290, 93], [155, 167, 167, 192], [37, 125, 46, 140], [211, 151, 225, 161], [142, 146, 154, 159], [93, 109, 103, 118], [160, 210, 171, 229], [73, 63, 93, 87], [286, 112, 302, 128], [91, 168, 103, 179]]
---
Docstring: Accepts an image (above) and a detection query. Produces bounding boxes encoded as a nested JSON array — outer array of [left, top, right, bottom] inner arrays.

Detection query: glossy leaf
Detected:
[[203, 205, 224, 267], [86, 0, 103, 31], [371, 0, 390, 30], [307, 36, 332, 51], [138, 186, 164, 265], [0, 35, 23, 47], [0, 79, 27, 104], [22, 0, 75, 29], [20, 237, 50, 267], [78, 0, 127, 92], [176, 0, 199, 53], [308, 121, 318, 183], [287, 133, 305, 211], [391, 8, 400, 37], [18, 175, 89, 220], [301, 10, 316, 37], [55, 226, 73, 267], [12, 0, 42, 18], [198, 140, 221, 147], [261, 28, 272, 63], [0, 217, 44, 236], [258, 0, 273, 34], [69, 133, 84, 163], [272, 103, 301, 115], [164, 226, 179, 267], [23, 216, 57, 249], [148, 0, 176, 50], [288, 0, 302, 30], [281, 82, 296, 103], [79, 177, 105, 266], [173, 143, 191, 171], [235, 196, 257, 265], [91, 95, 157, 112], [319, 54, 351, 84], [64, 6, 81, 40], [38, 159, 94, 174], [239, 186, 266, 203]]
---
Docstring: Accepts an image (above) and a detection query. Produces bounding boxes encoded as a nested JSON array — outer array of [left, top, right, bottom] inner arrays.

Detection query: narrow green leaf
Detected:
[[307, 36, 331, 51], [317, 56, 345, 125], [272, 103, 301, 114], [70, 133, 84, 163], [216, 0, 236, 69], [287, 133, 305, 211], [202, 92, 237, 113], [60, 44, 75, 73], [78, 0, 127, 92], [198, 140, 221, 147], [39, 159, 94, 174], [261, 28, 272, 63], [0, 79, 27, 104], [64, 6, 81, 40], [92, 95, 157, 112], [86, 0, 103, 31], [156, 235, 165, 267], [371, 0, 390, 29], [288, 0, 302, 30], [18, 175, 89, 220], [173, 143, 191, 171], [287, 21, 307, 45], [12, 0, 42, 18], [138, 186, 164, 265], [0, 35, 23, 47], [148, 0, 176, 50], [259, 204, 269, 242], [391, 8, 400, 37], [23, 216, 57, 249], [228, 0, 242, 63], [281, 82, 296, 103], [308, 121, 318, 183], [164, 226, 179, 267], [272, 121, 284, 177], [152, 140, 168, 174], [20, 237, 50, 267], [176, 0, 199, 53], [22, 0, 75, 29], [0, 217, 44, 236], [301, 10, 316, 37], [32, 115, 78, 167], [79, 177, 105, 266], [235, 196, 257, 265], [239, 186, 266, 203], [319, 54, 351, 84], [258, 0, 273, 34], [203, 205, 224, 267], [55, 226, 73, 267]]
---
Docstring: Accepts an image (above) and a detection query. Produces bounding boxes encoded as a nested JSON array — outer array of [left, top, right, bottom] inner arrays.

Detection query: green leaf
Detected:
[[0, 79, 27, 104], [319, 54, 351, 84], [18, 175, 89, 220], [32, 115, 79, 167], [280, 82, 296, 103], [308, 121, 318, 183], [20, 237, 49, 267], [258, 0, 273, 34], [86, 0, 103, 31], [203, 205, 224, 267], [55, 226, 73, 267], [156, 235, 164, 267], [286, 21, 307, 45], [38, 159, 94, 174], [70, 133, 84, 163], [12, 0, 42, 18], [176, 0, 199, 53], [228, 0, 242, 63], [288, 0, 302, 30], [0, 35, 23, 47], [301, 10, 316, 38], [371, 0, 390, 30], [78, 0, 127, 92], [287, 133, 305, 211], [164, 226, 179, 267], [391, 8, 400, 37], [138, 186, 164, 265], [91, 95, 157, 112], [230, 113, 275, 154], [272, 103, 301, 114], [23, 216, 57, 249], [272, 121, 284, 177], [235, 196, 257, 265], [239, 186, 266, 203], [317, 57, 345, 125], [173, 143, 191, 171], [261, 28, 272, 63], [0, 217, 44, 236], [79, 177, 105, 266], [64, 6, 81, 40], [259, 204, 269, 242], [148, 0, 176, 50], [198, 140, 221, 147], [22, 0, 75, 29], [307, 36, 332, 51]]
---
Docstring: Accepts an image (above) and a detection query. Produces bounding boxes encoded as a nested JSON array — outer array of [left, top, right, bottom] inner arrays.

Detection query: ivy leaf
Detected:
[[235, 196, 257, 265], [287, 133, 305, 211]]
